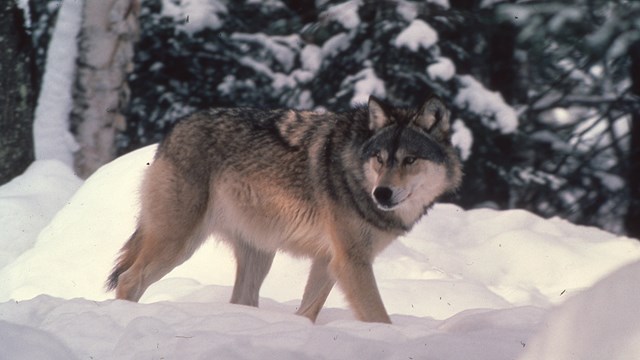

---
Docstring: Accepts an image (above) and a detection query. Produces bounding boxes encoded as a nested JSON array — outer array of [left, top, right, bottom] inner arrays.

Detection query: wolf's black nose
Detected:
[[373, 187, 393, 206]]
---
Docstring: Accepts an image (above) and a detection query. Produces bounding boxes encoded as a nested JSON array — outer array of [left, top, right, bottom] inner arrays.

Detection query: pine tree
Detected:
[[0, 0, 35, 185], [107, 0, 639, 235], [493, 0, 640, 233]]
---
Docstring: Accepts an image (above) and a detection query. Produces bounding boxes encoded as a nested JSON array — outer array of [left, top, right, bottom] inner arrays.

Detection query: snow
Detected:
[[0, 320, 78, 360], [321, 33, 352, 59], [33, 0, 83, 167], [341, 67, 386, 106], [393, 19, 439, 52], [451, 120, 473, 161], [236, 56, 297, 94], [16, 0, 31, 29], [230, 33, 300, 72], [570, 112, 629, 152], [520, 261, 640, 360], [396, 0, 449, 17], [320, 0, 362, 30], [595, 171, 625, 192], [455, 75, 519, 134], [301, 44, 323, 74], [549, 107, 574, 125], [161, 0, 227, 34], [395, 0, 418, 22], [0, 161, 81, 269], [427, 57, 456, 81], [1, 144, 639, 358]]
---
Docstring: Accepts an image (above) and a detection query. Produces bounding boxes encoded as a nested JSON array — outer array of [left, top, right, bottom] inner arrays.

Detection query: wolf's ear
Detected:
[[368, 96, 391, 131], [415, 96, 450, 135]]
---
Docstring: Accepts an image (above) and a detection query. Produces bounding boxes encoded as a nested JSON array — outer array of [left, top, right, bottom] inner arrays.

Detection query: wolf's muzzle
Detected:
[[373, 186, 396, 210]]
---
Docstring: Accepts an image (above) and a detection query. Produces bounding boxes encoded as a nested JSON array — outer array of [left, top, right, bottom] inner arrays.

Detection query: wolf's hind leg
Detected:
[[296, 257, 335, 322], [113, 227, 207, 302], [107, 158, 209, 302], [229, 240, 275, 307]]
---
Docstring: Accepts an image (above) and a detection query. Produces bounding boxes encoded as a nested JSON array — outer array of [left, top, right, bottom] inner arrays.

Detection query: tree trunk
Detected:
[[70, 0, 139, 178], [0, 1, 35, 185], [625, 39, 640, 239], [488, 21, 519, 104]]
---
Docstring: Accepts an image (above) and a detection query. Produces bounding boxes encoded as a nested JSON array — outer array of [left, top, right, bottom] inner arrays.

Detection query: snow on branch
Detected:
[[428, 57, 456, 81], [319, 0, 362, 30], [230, 33, 300, 72], [341, 67, 386, 106], [393, 19, 439, 52], [455, 75, 519, 134], [161, 0, 227, 34]]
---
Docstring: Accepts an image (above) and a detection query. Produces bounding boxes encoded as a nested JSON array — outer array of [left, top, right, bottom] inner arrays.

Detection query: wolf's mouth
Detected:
[[376, 203, 399, 211]]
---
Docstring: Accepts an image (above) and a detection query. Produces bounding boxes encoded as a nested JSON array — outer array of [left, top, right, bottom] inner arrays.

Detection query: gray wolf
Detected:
[[106, 96, 462, 323]]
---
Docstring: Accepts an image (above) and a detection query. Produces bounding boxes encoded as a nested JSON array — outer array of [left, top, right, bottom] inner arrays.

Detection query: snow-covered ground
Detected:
[[1, 145, 639, 359]]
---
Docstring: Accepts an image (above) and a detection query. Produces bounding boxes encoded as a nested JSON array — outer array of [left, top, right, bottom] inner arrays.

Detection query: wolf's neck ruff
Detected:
[[107, 96, 462, 324]]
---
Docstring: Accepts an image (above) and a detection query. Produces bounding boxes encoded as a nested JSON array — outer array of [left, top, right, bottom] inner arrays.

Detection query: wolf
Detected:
[[106, 95, 462, 323]]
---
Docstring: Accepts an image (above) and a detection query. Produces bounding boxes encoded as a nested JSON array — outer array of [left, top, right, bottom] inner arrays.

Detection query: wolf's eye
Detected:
[[375, 152, 384, 164], [403, 156, 417, 166]]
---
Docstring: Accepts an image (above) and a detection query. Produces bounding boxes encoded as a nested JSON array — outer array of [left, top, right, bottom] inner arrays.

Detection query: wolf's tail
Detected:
[[106, 228, 142, 291]]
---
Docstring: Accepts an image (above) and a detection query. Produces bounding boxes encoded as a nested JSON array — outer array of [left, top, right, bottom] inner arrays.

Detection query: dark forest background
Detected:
[[2, 0, 640, 238]]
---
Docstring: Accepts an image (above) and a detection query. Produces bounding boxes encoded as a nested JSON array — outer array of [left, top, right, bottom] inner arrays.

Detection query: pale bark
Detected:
[[71, 0, 139, 178]]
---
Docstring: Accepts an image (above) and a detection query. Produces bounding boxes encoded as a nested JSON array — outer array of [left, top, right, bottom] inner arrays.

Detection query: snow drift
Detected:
[[0, 145, 639, 359]]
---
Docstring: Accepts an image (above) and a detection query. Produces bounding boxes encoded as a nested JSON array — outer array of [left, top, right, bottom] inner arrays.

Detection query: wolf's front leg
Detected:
[[296, 256, 335, 322], [331, 255, 391, 323], [230, 240, 276, 307]]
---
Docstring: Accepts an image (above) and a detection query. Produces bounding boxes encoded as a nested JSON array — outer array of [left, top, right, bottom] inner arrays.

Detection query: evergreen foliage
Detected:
[[23, 0, 640, 236]]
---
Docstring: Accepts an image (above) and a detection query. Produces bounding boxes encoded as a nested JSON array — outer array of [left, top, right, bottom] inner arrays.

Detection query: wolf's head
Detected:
[[361, 96, 462, 220]]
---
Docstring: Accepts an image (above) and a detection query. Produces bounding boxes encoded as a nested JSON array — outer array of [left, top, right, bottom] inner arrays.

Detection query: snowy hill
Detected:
[[1, 145, 639, 359]]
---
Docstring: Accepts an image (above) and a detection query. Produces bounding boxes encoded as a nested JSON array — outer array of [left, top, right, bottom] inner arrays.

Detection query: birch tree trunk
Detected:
[[0, 1, 35, 185], [71, 0, 139, 178]]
